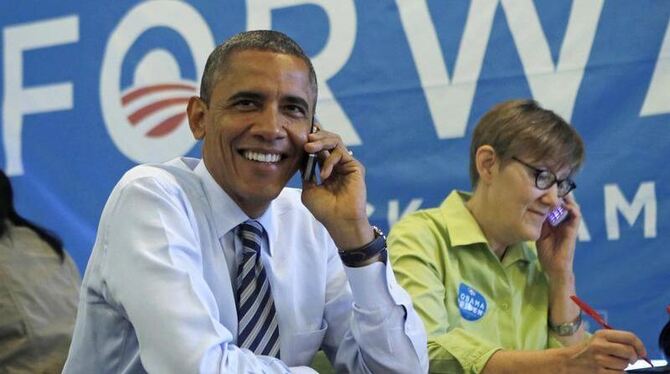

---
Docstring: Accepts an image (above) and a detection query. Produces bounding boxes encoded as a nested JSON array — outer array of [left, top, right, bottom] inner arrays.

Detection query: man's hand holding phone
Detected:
[[300, 122, 373, 251]]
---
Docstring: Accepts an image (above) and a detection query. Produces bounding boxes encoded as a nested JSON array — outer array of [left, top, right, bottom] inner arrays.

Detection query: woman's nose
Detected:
[[540, 183, 561, 207]]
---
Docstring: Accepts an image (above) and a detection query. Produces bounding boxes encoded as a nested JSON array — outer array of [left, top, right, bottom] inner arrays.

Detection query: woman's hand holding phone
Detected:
[[536, 194, 581, 278], [537, 195, 586, 346]]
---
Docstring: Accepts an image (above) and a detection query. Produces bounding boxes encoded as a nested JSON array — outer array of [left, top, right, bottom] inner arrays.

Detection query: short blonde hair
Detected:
[[469, 99, 585, 188]]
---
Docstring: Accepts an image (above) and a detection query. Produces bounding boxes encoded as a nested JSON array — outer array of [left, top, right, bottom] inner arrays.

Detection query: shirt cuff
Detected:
[[344, 262, 395, 311], [432, 328, 502, 373], [289, 366, 319, 374]]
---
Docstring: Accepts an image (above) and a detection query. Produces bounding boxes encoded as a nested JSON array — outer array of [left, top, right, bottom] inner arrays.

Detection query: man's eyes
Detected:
[[284, 104, 307, 117], [233, 99, 259, 110], [229, 100, 307, 117]]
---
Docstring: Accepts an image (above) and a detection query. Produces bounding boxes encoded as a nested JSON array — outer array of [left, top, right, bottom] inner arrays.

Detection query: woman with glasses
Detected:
[[389, 99, 647, 373]]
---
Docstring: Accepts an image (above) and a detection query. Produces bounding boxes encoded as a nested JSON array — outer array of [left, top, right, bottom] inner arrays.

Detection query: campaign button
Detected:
[[457, 283, 487, 321]]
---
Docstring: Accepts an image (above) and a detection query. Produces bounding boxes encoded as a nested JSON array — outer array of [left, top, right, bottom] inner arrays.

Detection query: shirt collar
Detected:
[[501, 240, 535, 266], [441, 190, 534, 264], [194, 160, 276, 256], [441, 191, 488, 247]]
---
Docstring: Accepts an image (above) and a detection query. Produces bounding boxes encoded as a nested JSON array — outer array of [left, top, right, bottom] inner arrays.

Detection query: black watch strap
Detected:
[[338, 226, 387, 268]]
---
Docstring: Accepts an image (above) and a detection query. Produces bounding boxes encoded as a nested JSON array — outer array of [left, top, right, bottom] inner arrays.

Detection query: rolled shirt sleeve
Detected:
[[344, 261, 429, 373], [389, 220, 500, 373]]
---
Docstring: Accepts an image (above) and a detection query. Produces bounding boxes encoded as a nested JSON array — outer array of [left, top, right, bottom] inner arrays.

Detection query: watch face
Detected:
[[558, 325, 573, 336], [552, 313, 582, 336]]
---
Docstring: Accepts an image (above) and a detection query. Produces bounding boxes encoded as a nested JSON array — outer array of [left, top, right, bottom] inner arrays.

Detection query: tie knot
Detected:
[[239, 220, 263, 255], [240, 220, 263, 235]]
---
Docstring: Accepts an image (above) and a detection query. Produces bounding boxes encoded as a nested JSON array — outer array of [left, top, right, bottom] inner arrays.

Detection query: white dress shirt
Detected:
[[63, 157, 427, 373]]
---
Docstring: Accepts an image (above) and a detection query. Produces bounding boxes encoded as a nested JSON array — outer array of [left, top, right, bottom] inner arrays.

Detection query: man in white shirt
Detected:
[[63, 30, 428, 373]]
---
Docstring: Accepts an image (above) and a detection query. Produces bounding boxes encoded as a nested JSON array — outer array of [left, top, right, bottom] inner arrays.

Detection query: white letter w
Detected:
[[396, 0, 604, 138]]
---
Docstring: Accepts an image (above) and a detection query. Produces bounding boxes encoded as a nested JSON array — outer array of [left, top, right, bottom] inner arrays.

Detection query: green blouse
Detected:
[[389, 191, 563, 373]]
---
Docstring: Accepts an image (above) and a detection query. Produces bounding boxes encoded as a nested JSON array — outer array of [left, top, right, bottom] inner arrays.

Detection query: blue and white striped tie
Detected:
[[236, 220, 280, 358]]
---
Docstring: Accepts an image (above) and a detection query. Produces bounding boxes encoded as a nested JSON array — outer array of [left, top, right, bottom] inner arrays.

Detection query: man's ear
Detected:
[[187, 96, 207, 140], [474, 145, 498, 185]]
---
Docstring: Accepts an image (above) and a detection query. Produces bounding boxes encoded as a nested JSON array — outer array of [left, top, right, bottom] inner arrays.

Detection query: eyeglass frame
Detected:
[[511, 157, 577, 197]]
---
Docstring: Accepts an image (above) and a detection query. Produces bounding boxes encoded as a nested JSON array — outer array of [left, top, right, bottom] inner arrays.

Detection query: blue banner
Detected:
[[2, 0, 668, 358]]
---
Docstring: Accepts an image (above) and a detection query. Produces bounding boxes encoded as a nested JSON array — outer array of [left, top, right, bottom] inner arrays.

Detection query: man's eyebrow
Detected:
[[227, 91, 266, 102], [225, 91, 310, 111], [284, 95, 309, 110]]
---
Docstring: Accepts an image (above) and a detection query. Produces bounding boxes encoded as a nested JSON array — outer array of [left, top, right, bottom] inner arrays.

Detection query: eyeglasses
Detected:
[[511, 157, 576, 197]]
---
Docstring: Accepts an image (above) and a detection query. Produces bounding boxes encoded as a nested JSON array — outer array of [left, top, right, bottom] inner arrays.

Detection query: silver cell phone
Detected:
[[547, 205, 569, 227]]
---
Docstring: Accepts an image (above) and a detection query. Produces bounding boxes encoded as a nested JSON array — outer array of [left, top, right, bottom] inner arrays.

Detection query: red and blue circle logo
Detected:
[[100, 1, 214, 163]]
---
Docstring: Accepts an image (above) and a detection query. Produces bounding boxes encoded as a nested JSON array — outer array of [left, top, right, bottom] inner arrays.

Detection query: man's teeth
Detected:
[[243, 151, 281, 163]]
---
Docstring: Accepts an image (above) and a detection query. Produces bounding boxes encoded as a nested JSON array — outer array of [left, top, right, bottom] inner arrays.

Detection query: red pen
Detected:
[[570, 295, 653, 368]]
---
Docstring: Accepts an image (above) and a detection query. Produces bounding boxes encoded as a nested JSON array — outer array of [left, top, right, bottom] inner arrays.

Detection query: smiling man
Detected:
[[63, 30, 427, 373]]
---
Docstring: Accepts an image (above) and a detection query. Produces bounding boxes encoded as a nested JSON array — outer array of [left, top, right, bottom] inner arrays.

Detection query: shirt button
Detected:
[[500, 303, 509, 311]]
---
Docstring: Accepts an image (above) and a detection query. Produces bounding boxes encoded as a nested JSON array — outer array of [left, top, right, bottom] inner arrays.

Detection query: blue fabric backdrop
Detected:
[[1, 0, 668, 359]]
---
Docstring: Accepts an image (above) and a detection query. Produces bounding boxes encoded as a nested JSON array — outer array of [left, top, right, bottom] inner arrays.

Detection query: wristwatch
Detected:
[[338, 226, 387, 268], [549, 312, 583, 336]]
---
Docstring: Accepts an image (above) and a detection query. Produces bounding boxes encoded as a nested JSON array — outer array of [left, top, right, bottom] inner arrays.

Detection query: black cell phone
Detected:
[[546, 205, 569, 227], [302, 120, 318, 182]]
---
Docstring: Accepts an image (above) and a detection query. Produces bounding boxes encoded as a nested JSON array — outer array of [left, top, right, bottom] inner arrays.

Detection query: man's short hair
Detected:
[[469, 99, 585, 188], [199, 30, 318, 107]]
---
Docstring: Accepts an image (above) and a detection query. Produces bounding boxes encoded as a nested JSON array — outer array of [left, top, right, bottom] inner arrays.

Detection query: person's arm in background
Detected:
[[301, 129, 428, 373]]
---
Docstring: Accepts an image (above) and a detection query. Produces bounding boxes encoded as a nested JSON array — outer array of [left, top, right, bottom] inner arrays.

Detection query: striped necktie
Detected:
[[236, 220, 280, 358]]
